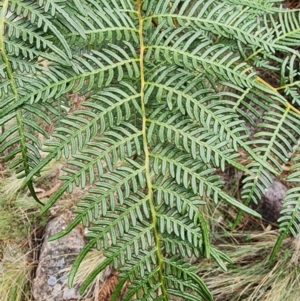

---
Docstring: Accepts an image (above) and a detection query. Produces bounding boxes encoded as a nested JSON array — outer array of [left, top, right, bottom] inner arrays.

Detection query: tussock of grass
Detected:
[[0, 190, 41, 301], [197, 231, 300, 301], [0, 245, 34, 301], [0, 175, 24, 203]]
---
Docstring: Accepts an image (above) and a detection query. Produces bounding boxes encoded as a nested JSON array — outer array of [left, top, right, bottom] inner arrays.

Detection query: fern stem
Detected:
[[256, 76, 300, 115], [0, 1, 43, 205], [276, 80, 300, 92], [136, 1, 167, 299], [244, 48, 300, 117], [269, 233, 285, 261], [234, 59, 300, 117]]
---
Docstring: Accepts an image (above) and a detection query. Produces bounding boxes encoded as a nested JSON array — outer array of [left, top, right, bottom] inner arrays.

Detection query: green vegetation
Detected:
[[1, 0, 300, 300], [0, 194, 37, 301]]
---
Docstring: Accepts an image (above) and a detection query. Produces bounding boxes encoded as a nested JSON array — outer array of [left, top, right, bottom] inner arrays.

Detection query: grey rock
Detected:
[[255, 180, 287, 223], [32, 215, 85, 301]]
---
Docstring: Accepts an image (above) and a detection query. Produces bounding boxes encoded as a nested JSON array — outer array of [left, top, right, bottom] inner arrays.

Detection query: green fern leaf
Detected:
[[2, 0, 300, 299], [270, 148, 300, 260]]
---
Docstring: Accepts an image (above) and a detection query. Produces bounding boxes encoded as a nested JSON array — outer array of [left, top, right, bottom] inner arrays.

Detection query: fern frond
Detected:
[[151, 0, 277, 52], [146, 39, 256, 88], [38, 121, 143, 214], [245, 10, 300, 63], [255, 105, 299, 169], [225, 0, 281, 13], [273, 10, 300, 48], [5, 16, 70, 61], [150, 143, 259, 217], [19, 81, 141, 178], [235, 103, 300, 226], [147, 109, 239, 168], [162, 257, 213, 301], [2, 0, 300, 299], [7, 0, 81, 58], [2, 44, 139, 114], [62, 0, 138, 48], [145, 68, 277, 177], [270, 146, 300, 260]]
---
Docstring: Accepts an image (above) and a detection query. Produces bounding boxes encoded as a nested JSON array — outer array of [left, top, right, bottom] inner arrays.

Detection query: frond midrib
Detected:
[[137, 0, 168, 298]]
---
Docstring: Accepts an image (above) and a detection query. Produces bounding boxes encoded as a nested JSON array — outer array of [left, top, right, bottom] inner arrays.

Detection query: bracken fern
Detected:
[[1, 0, 300, 299]]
